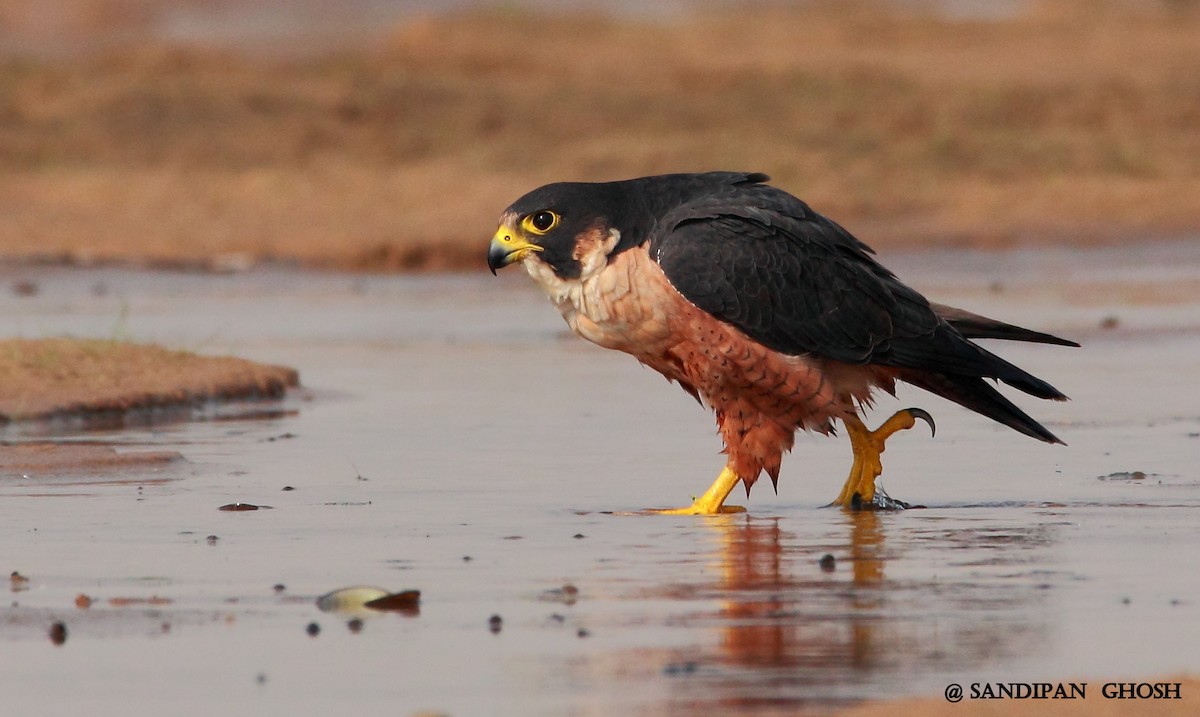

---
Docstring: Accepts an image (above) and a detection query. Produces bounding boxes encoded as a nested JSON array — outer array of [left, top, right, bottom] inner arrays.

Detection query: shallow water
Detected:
[[3, 242, 1200, 716]]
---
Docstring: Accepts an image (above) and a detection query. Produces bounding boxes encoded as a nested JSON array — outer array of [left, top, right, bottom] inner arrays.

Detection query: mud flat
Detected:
[[2, 241, 1200, 715], [0, 337, 298, 423]]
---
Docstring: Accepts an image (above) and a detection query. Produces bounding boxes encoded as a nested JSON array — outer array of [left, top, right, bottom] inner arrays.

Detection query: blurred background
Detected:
[[1, 0, 1196, 270]]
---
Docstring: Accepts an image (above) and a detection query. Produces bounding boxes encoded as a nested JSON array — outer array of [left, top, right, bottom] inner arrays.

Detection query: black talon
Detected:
[[906, 407, 936, 437]]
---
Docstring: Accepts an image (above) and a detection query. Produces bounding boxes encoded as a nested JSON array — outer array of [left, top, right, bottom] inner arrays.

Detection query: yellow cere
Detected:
[[491, 224, 544, 263]]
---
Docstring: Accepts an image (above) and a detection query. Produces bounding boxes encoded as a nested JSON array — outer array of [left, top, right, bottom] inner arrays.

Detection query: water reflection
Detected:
[[713, 513, 892, 681], [646, 510, 1058, 712]]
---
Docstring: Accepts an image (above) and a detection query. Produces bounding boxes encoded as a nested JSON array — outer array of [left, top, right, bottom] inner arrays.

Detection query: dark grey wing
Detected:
[[649, 184, 944, 367], [648, 184, 1071, 442]]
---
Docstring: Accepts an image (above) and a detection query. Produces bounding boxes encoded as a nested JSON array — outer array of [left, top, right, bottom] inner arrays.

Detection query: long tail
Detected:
[[894, 303, 1077, 443], [900, 370, 1065, 444], [932, 303, 1079, 347]]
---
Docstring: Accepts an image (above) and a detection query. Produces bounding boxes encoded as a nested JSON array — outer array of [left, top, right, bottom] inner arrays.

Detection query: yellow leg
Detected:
[[650, 466, 748, 515], [832, 408, 935, 509]]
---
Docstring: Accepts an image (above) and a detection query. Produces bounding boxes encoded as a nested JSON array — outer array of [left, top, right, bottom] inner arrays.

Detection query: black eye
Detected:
[[531, 211, 556, 232]]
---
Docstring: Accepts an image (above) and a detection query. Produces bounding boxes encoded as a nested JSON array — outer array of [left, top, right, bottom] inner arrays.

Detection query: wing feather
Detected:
[[650, 185, 941, 367], [646, 180, 1073, 433]]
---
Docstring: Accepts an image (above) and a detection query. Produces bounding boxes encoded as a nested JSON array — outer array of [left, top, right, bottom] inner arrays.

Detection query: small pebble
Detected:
[[306, 622, 321, 637], [488, 614, 503, 634], [282, 486, 295, 492], [75, 594, 93, 609], [462, 555, 473, 562], [49, 621, 67, 645], [273, 584, 286, 593], [573, 533, 586, 539], [819, 554, 837, 572], [1099, 315, 1120, 330], [206, 535, 219, 545], [347, 618, 364, 634], [577, 628, 590, 638]]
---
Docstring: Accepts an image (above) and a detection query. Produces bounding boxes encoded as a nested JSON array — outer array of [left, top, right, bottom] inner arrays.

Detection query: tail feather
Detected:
[[932, 303, 1079, 347], [901, 370, 1065, 445], [884, 304, 1075, 443], [889, 323, 1071, 402], [975, 344, 1069, 401]]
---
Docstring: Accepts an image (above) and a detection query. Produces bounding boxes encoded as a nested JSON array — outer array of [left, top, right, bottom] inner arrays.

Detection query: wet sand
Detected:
[[3, 242, 1200, 715], [0, 337, 298, 422]]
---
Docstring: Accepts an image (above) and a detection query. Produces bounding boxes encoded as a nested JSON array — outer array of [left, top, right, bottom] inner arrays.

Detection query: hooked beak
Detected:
[[487, 225, 542, 275]]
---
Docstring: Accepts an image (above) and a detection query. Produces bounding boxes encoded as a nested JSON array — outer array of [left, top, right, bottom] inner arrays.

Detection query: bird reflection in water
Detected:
[[655, 510, 1052, 713], [715, 511, 888, 676]]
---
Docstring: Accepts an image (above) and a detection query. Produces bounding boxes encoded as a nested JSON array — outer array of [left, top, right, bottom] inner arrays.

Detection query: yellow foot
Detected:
[[646, 466, 747, 516], [831, 408, 935, 510], [651, 503, 747, 516]]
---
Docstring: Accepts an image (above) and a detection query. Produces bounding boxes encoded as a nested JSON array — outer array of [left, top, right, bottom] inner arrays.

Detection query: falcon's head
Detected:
[[487, 181, 634, 281], [487, 173, 773, 280]]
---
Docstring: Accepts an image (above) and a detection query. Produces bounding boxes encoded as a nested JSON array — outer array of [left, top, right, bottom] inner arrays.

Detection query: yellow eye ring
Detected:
[[521, 210, 559, 235]]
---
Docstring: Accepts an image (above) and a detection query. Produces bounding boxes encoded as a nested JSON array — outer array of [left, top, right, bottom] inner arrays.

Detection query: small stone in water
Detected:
[[49, 621, 67, 645]]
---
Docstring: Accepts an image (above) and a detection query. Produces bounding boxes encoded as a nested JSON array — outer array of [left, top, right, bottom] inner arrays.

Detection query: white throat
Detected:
[[522, 227, 619, 302], [521, 228, 622, 334]]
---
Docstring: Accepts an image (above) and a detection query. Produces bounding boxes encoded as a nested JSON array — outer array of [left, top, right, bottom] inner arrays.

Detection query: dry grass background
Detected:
[[1, 0, 1198, 270]]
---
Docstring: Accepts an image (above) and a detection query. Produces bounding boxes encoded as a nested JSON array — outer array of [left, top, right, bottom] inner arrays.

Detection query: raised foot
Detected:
[[832, 408, 934, 509]]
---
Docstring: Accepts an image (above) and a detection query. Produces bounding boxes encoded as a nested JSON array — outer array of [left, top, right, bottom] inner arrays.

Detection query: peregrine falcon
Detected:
[[487, 172, 1076, 513]]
